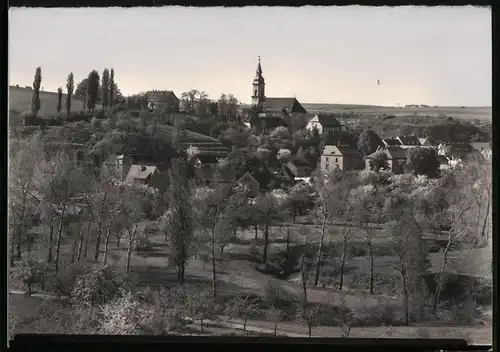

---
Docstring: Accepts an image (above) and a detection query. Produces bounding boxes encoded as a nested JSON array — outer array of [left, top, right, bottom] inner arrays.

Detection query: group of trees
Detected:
[[28, 66, 120, 119]]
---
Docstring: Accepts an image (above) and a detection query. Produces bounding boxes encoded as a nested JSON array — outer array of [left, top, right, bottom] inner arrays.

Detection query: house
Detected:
[[146, 90, 180, 112], [123, 164, 168, 191], [397, 136, 422, 148], [383, 136, 421, 149], [285, 160, 313, 178], [437, 143, 473, 162], [470, 142, 492, 161], [364, 146, 407, 174], [249, 57, 307, 134], [236, 172, 260, 198], [419, 136, 436, 147], [305, 114, 342, 135], [321, 145, 364, 173]]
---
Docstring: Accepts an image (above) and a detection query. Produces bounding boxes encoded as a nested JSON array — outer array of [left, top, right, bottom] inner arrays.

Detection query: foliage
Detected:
[[66, 72, 74, 117], [86, 70, 100, 112], [405, 147, 441, 178], [368, 150, 390, 172], [225, 296, 261, 330], [31, 67, 42, 117], [357, 129, 383, 156], [71, 265, 135, 307], [56, 87, 63, 114]]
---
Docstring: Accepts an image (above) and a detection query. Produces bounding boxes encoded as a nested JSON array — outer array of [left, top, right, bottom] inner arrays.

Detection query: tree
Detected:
[[36, 152, 86, 273], [56, 87, 63, 114], [109, 69, 115, 108], [312, 173, 332, 287], [357, 130, 383, 156], [31, 67, 42, 117], [101, 68, 110, 110], [183, 289, 219, 333], [86, 70, 100, 112], [66, 72, 74, 117], [193, 185, 232, 298], [266, 307, 284, 336], [388, 199, 430, 325], [368, 150, 390, 172], [254, 193, 284, 264], [9, 136, 43, 264], [296, 302, 322, 338], [405, 147, 440, 178], [350, 184, 385, 294], [225, 296, 261, 332], [164, 140, 194, 284]]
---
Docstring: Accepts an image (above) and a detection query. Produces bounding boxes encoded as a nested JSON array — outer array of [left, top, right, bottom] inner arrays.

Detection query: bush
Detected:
[[71, 265, 136, 307], [354, 302, 401, 326], [10, 258, 48, 294], [45, 263, 91, 298]]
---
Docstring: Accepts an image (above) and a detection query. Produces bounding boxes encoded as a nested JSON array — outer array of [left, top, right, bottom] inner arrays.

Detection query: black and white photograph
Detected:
[[8, 5, 492, 345]]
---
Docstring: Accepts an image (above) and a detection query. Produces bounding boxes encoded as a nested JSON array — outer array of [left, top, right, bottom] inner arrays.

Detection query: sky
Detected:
[[9, 6, 491, 106]]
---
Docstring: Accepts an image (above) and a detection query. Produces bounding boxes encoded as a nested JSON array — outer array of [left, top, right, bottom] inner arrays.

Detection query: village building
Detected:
[[305, 114, 342, 135], [146, 90, 180, 112], [364, 146, 407, 174], [321, 145, 364, 173], [383, 136, 421, 149], [419, 136, 436, 147], [249, 57, 308, 134], [285, 160, 314, 179], [437, 143, 474, 163], [470, 142, 492, 161], [236, 172, 260, 198]]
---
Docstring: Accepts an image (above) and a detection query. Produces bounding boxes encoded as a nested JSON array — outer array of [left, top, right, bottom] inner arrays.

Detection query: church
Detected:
[[249, 57, 308, 134]]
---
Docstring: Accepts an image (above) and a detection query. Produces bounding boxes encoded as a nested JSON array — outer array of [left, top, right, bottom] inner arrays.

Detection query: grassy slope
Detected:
[[9, 86, 87, 118]]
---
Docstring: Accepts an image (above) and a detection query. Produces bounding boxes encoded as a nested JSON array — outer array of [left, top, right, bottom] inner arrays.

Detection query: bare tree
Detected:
[[183, 288, 219, 334], [254, 193, 284, 264], [193, 185, 232, 298], [225, 296, 261, 332]]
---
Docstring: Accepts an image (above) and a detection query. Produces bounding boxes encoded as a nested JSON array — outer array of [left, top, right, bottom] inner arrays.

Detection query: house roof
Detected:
[[418, 137, 435, 146], [146, 90, 178, 102], [323, 145, 363, 157], [470, 142, 491, 151], [124, 165, 158, 184], [262, 98, 307, 114], [237, 172, 259, 185], [398, 136, 421, 146], [383, 138, 403, 147], [366, 147, 407, 160], [316, 114, 342, 127]]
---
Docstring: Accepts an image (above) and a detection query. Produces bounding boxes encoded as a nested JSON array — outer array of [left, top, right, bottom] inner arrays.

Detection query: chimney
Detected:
[[141, 165, 147, 172]]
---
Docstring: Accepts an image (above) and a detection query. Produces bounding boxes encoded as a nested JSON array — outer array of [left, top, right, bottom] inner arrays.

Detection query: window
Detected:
[[335, 157, 338, 163], [254, 90, 258, 96]]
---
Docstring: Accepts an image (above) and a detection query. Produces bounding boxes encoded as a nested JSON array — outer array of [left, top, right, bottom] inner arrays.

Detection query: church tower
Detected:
[[251, 57, 266, 106]]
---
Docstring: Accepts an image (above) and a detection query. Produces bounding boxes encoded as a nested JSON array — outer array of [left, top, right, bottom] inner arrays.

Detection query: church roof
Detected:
[[146, 90, 178, 102], [262, 98, 307, 113], [316, 114, 342, 127]]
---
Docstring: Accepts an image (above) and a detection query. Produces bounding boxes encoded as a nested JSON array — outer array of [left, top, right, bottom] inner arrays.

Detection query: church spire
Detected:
[[256, 56, 262, 75]]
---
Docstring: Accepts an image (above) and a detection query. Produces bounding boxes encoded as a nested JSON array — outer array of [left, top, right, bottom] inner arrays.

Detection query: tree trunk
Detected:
[[102, 222, 113, 265], [479, 198, 490, 242], [243, 318, 247, 332], [314, 220, 327, 287], [211, 229, 217, 299], [300, 255, 308, 306], [126, 225, 137, 273], [180, 264, 185, 284], [83, 233, 90, 259], [433, 236, 452, 314], [274, 323, 277, 336], [339, 237, 348, 291], [262, 224, 270, 264], [77, 221, 91, 262], [285, 226, 290, 260], [220, 245, 224, 260], [368, 243, 375, 295], [54, 212, 65, 273], [402, 270, 410, 326], [254, 225, 258, 240], [47, 223, 54, 263], [17, 199, 27, 260], [200, 319, 204, 333], [70, 231, 80, 264], [94, 197, 107, 262], [308, 324, 312, 338]]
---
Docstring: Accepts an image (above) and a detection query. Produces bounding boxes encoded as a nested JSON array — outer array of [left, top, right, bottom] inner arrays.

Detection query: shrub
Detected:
[[10, 258, 47, 294], [71, 265, 135, 307], [355, 302, 401, 326], [45, 263, 90, 298]]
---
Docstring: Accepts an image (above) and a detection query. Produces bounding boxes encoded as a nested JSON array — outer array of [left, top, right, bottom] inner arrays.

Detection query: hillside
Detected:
[[302, 103, 492, 122], [9, 86, 88, 122]]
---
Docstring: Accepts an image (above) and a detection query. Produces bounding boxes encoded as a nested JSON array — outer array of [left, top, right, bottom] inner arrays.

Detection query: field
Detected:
[[9, 86, 88, 120], [9, 217, 492, 343], [301, 103, 492, 122]]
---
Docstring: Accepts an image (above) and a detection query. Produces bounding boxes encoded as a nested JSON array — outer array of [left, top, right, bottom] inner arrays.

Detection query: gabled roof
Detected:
[[418, 137, 435, 146], [316, 114, 342, 127], [366, 147, 407, 160], [146, 90, 178, 102], [383, 138, 403, 147], [237, 172, 259, 186], [262, 98, 307, 114], [470, 142, 491, 151], [398, 136, 421, 147], [124, 165, 158, 184]]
